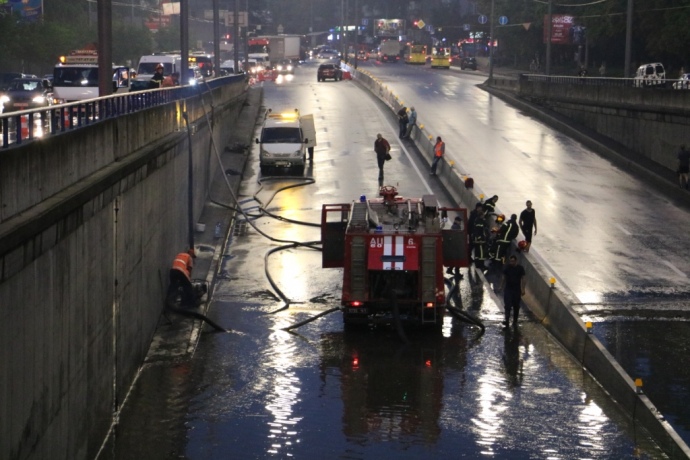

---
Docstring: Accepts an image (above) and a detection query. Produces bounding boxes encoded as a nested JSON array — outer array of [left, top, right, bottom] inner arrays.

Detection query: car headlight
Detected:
[[32, 96, 46, 104], [277, 65, 283, 71], [0, 95, 9, 103], [286, 65, 293, 71]]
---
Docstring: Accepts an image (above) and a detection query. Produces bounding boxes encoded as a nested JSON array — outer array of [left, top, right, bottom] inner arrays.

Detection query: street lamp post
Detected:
[[488, 0, 495, 83]]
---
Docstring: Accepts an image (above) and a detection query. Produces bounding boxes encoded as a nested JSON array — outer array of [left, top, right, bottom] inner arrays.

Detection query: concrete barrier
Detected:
[[343, 62, 690, 459]]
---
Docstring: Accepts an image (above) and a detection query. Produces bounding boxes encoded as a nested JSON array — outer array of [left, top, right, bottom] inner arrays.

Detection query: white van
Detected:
[[132, 54, 183, 90], [633, 62, 666, 88], [52, 65, 130, 103], [255, 109, 316, 174]]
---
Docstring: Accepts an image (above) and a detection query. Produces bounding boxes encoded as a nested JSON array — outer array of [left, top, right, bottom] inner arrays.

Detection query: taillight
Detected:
[[350, 301, 362, 307], [424, 302, 434, 308]]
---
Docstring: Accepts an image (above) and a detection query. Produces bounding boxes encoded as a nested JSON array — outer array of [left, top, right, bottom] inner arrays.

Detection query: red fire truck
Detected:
[[321, 185, 469, 327]]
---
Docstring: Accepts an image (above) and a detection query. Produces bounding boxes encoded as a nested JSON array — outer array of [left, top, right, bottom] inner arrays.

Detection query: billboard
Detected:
[[375, 19, 404, 38], [543, 14, 585, 45], [6, 0, 43, 22]]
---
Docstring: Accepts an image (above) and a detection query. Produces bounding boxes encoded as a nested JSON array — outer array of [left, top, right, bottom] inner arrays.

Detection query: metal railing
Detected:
[[0, 75, 245, 149], [519, 73, 688, 89]]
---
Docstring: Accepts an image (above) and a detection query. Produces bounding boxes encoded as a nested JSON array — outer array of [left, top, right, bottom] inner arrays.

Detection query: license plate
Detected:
[[275, 161, 290, 167], [348, 308, 363, 314]]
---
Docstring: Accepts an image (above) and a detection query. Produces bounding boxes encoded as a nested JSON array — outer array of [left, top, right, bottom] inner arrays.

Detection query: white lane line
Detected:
[[614, 224, 631, 236], [663, 261, 687, 278]]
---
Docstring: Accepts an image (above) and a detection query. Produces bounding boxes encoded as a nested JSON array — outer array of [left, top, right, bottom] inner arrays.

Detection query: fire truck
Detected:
[[321, 185, 469, 327]]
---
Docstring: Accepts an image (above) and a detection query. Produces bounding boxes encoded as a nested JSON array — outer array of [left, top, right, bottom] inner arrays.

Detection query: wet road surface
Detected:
[[99, 61, 669, 459]]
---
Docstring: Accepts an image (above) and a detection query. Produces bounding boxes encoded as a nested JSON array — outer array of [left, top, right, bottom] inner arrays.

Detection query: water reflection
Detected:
[[264, 328, 303, 456]]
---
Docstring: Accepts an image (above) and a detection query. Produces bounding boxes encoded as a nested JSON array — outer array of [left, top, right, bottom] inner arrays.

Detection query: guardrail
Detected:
[[0, 75, 246, 149], [520, 73, 688, 89]]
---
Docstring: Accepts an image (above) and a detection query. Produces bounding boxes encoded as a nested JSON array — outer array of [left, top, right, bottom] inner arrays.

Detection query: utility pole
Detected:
[[488, 0, 495, 83], [545, 0, 553, 75], [181, 0, 189, 85], [213, 0, 221, 76], [624, 0, 633, 78], [97, 0, 113, 96]]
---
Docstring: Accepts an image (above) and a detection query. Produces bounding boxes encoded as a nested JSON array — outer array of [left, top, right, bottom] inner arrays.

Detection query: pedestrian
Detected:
[[519, 200, 537, 252], [430, 136, 445, 175], [149, 63, 165, 89], [599, 62, 606, 77], [499, 255, 526, 328], [397, 106, 409, 138], [578, 65, 588, 78], [374, 133, 391, 180], [169, 248, 198, 308], [161, 71, 180, 87], [677, 144, 690, 190], [404, 106, 417, 139], [446, 216, 465, 277], [491, 214, 519, 263]]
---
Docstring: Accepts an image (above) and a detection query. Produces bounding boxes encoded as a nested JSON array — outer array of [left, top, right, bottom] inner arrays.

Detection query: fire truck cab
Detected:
[[321, 186, 469, 327]]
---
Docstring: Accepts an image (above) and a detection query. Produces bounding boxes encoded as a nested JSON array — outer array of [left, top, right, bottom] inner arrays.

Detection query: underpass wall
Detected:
[[517, 80, 690, 173], [0, 76, 249, 460], [345, 64, 690, 459]]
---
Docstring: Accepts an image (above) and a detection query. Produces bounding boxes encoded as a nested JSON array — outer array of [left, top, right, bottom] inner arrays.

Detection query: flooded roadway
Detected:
[[100, 63, 668, 458]]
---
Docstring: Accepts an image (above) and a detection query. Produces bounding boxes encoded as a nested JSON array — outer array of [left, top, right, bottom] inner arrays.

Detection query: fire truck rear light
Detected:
[[350, 301, 362, 307], [425, 302, 434, 308], [352, 357, 359, 368]]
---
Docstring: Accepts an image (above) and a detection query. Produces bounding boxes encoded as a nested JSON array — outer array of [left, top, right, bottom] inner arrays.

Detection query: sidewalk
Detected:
[[145, 86, 263, 362]]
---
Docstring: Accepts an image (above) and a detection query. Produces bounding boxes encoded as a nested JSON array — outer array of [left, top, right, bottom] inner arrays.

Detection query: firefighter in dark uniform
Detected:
[[492, 214, 520, 263], [467, 203, 484, 262], [482, 195, 499, 220], [472, 211, 489, 267]]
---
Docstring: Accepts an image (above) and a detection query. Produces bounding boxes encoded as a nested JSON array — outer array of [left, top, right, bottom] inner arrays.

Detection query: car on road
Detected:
[[0, 72, 38, 91], [633, 62, 666, 88], [317, 64, 342, 82], [275, 59, 294, 74], [673, 73, 690, 90], [317, 49, 340, 60], [459, 57, 477, 70], [357, 50, 367, 61], [0, 77, 52, 113]]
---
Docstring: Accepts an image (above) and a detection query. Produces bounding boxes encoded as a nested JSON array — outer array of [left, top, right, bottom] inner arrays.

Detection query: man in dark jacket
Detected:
[[499, 255, 526, 328], [149, 63, 165, 89], [374, 133, 391, 180], [397, 106, 408, 138], [492, 214, 520, 263]]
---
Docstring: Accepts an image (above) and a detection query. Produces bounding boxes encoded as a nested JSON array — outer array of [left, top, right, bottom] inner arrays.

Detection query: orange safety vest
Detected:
[[434, 141, 445, 157], [171, 252, 193, 280]]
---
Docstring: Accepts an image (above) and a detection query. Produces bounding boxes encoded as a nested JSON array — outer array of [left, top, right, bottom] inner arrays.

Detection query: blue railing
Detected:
[[0, 74, 245, 149]]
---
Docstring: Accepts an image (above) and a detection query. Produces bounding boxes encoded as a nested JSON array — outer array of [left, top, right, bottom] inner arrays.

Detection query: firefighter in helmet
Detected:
[[491, 214, 520, 263]]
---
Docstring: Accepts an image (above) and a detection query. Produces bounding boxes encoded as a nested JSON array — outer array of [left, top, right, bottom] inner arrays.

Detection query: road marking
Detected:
[[614, 224, 631, 235], [663, 260, 687, 278]]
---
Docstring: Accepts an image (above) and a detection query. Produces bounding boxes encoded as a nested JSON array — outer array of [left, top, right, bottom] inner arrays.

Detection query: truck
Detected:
[[378, 40, 401, 63], [249, 35, 302, 66], [52, 49, 131, 103], [321, 186, 469, 327], [255, 108, 316, 175]]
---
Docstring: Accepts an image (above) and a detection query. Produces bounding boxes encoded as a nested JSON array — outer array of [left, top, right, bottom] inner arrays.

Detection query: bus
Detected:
[[405, 44, 427, 65], [431, 46, 451, 69]]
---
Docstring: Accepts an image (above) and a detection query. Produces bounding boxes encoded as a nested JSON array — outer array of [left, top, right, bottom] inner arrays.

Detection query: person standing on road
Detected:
[[471, 210, 489, 268], [374, 133, 391, 181], [467, 202, 484, 262], [677, 144, 690, 190], [430, 136, 445, 175], [519, 200, 537, 253], [397, 106, 409, 139], [404, 106, 417, 139], [161, 72, 180, 87], [499, 255, 526, 328]]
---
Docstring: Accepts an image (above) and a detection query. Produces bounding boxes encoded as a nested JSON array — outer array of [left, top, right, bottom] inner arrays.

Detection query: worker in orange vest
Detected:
[[169, 248, 197, 308], [430, 136, 445, 175]]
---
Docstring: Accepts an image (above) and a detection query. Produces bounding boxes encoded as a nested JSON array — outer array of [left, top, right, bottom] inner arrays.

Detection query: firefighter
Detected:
[[169, 248, 198, 308], [446, 216, 464, 277], [149, 63, 165, 89], [471, 211, 489, 267], [467, 202, 484, 263], [491, 214, 520, 263]]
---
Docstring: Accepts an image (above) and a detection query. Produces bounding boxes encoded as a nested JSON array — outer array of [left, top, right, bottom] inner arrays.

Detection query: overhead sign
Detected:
[[375, 18, 404, 37], [543, 14, 584, 45], [478, 15, 488, 25]]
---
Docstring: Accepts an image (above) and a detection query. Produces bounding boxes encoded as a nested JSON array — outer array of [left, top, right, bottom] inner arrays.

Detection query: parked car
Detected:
[[0, 77, 52, 113], [357, 50, 367, 61], [673, 73, 690, 90], [460, 57, 477, 70], [317, 64, 342, 82], [633, 62, 666, 88]]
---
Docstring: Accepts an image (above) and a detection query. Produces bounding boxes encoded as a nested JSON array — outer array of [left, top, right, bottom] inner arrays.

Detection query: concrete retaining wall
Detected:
[[0, 76, 249, 460], [518, 80, 690, 173], [346, 63, 690, 459]]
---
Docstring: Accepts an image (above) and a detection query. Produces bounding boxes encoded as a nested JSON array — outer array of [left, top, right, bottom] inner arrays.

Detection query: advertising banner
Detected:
[[7, 0, 42, 22], [543, 14, 574, 44], [375, 19, 404, 38]]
